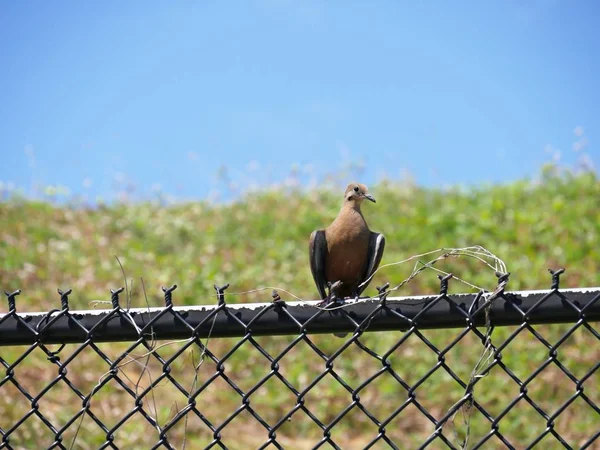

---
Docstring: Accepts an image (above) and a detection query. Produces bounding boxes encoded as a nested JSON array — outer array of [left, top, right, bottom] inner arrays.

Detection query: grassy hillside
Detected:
[[0, 168, 599, 449]]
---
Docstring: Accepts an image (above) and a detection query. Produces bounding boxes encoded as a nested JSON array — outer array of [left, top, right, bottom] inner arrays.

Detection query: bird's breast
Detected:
[[324, 226, 370, 286]]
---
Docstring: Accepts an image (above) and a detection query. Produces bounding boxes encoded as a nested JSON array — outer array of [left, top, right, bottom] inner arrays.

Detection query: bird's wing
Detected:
[[309, 229, 328, 299], [357, 232, 386, 296]]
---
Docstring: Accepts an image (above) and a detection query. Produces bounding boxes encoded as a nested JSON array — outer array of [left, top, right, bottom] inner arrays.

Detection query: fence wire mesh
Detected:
[[1, 270, 599, 450]]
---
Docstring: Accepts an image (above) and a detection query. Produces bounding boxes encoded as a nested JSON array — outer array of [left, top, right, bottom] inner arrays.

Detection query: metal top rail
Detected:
[[1, 283, 599, 346]]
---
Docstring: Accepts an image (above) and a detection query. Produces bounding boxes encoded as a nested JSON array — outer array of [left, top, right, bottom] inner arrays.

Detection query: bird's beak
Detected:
[[364, 194, 376, 203]]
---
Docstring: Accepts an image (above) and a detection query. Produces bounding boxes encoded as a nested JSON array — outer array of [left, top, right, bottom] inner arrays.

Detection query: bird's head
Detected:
[[344, 183, 375, 205]]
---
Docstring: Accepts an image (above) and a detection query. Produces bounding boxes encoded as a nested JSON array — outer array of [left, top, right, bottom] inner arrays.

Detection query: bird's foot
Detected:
[[317, 280, 344, 308], [316, 297, 346, 309]]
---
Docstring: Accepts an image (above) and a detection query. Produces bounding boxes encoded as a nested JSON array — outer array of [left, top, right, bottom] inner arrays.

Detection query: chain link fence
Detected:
[[1, 270, 599, 449]]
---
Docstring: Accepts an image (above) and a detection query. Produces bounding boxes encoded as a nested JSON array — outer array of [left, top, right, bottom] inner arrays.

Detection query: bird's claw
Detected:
[[317, 297, 346, 308], [317, 280, 345, 308]]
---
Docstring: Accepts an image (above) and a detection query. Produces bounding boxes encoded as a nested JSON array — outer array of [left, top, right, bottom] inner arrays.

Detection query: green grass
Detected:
[[0, 166, 599, 449]]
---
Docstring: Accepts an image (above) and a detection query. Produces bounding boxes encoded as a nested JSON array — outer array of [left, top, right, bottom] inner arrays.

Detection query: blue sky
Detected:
[[1, 1, 598, 202]]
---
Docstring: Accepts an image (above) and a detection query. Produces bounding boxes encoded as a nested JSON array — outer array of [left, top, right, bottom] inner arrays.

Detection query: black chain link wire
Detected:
[[0, 269, 599, 450]]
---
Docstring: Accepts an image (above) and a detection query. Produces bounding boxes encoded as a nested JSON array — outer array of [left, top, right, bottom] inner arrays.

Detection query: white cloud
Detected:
[[574, 126, 584, 137]]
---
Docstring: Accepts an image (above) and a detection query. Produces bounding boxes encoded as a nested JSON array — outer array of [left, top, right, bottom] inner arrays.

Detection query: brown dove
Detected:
[[309, 183, 385, 304]]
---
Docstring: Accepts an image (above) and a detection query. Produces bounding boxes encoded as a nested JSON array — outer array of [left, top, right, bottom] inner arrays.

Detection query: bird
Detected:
[[309, 183, 385, 306]]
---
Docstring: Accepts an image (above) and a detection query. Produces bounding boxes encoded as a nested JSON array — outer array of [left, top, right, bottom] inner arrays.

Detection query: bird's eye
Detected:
[[353, 186, 359, 192]]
